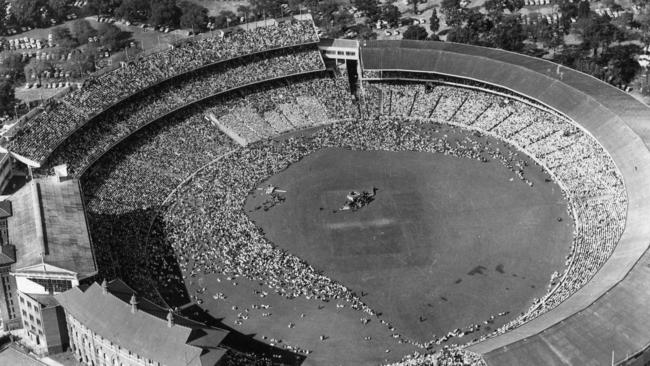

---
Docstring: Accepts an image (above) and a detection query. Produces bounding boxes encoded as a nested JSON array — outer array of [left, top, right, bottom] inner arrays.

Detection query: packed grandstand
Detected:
[[2, 15, 648, 366]]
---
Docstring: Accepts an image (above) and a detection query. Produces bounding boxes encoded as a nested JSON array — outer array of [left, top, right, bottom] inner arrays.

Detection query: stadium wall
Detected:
[[360, 40, 650, 366]]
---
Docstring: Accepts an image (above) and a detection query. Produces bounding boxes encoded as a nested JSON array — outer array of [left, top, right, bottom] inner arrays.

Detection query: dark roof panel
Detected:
[[0, 200, 12, 218], [0, 244, 16, 266], [24, 293, 60, 308]]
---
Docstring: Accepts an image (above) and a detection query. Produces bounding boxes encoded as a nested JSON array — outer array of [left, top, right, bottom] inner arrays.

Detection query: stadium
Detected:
[[2, 15, 650, 366]]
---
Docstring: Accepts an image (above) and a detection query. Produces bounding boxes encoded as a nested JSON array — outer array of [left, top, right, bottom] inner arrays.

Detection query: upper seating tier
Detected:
[[3, 18, 320, 166]]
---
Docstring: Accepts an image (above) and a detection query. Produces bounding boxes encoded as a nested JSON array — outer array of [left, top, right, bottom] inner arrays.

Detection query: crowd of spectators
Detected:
[[5, 19, 319, 164], [365, 80, 627, 347], [71, 71, 624, 366], [81, 105, 237, 301], [384, 346, 486, 366], [78, 70, 355, 298], [207, 73, 358, 146], [146, 115, 531, 363], [40, 47, 324, 175]]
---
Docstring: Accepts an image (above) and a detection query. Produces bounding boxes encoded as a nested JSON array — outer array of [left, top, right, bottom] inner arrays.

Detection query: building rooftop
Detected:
[[0, 345, 47, 366], [7, 178, 96, 279], [23, 293, 60, 308], [55, 280, 229, 366], [319, 38, 359, 49]]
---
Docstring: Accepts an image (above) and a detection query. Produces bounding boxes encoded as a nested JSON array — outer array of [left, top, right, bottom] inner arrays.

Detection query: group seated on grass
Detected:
[[76, 73, 623, 366], [5, 18, 319, 164]]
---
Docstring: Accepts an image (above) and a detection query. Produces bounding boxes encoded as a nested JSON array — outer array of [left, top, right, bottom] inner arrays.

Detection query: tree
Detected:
[[0, 81, 14, 115], [353, 0, 380, 19], [444, 8, 493, 46], [83, 0, 122, 17], [149, 0, 179, 27], [47, 0, 69, 21], [558, 1, 578, 31], [602, 44, 641, 85], [382, 4, 401, 27], [214, 10, 238, 29], [316, 1, 355, 37], [441, 0, 465, 27], [534, 20, 564, 53], [24, 58, 53, 82], [356, 24, 378, 40], [62, 49, 96, 77], [71, 19, 97, 45], [577, 0, 590, 18], [492, 15, 526, 51], [0, 1, 7, 35], [236, 5, 251, 23], [430, 8, 440, 33], [0, 53, 25, 80], [10, 0, 42, 27], [447, 26, 475, 44], [611, 11, 633, 30], [114, 0, 149, 23], [178, 1, 208, 32], [484, 0, 524, 15], [52, 26, 79, 50], [635, 7, 650, 46], [574, 15, 620, 56], [602, 0, 622, 12], [403, 24, 429, 40], [554, 45, 587, 68], [97, 22, 130, 50], [249, 0, 283, 18]]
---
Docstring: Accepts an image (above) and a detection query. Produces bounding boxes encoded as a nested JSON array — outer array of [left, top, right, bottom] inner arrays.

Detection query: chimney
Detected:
[[167, 309, 174, 328], [101, 279, 107, 295], [130, 294, 138, 314]]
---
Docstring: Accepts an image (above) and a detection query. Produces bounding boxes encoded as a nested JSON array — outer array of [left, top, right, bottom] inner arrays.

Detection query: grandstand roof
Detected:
[[55, 280, 229, 366], [319, 38, 359, 49], [360, 40, 650, 365], [7, 178, 96, 279]]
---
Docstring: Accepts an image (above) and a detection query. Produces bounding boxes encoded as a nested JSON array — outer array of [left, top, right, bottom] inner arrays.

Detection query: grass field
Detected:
[[245, 144, 572, 344], [185, 125, 573, 366], [187, 272, 420, 366]]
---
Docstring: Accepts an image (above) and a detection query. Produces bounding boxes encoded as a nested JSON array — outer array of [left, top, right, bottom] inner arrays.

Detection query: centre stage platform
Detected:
[[359, 40, 650, 365]]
